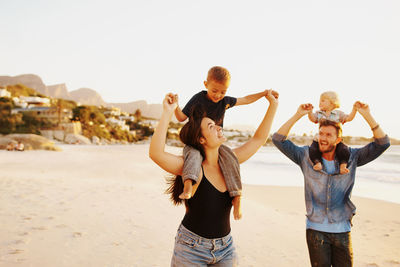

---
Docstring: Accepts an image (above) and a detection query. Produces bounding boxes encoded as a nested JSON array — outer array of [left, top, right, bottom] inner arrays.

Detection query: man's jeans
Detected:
[[306, 229, 353, 267]]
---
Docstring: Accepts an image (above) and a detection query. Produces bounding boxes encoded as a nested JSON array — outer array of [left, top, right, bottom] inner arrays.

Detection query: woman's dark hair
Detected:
[[165, 105, 207, 205]]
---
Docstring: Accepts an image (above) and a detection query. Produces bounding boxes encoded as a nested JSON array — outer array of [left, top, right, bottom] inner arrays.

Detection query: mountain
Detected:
[[0, 74, 48, 95], [69, 88, 106, 106], [0, 74, 163, 119], [46, 83, 70, 99]]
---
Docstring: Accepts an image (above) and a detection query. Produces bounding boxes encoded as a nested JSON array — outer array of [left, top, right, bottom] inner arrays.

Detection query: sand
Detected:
[[0, 144, 399, 267]]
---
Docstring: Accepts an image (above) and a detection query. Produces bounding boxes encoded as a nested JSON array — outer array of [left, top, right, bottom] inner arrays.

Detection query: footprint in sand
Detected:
[[21, 216, 32, 221], [14, 239, 29, 245], [55, 224, 68, 229], [386, 260, 400, 265], [31, 226, 47, 231], [18, 232, 29, 236], [9, 249, 24, 255], [72, 232, 82, 238]]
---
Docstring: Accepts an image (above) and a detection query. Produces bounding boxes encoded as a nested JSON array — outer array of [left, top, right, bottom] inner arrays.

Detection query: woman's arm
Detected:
[[233, 90, 279, 163], [149, 94, 184, 175]]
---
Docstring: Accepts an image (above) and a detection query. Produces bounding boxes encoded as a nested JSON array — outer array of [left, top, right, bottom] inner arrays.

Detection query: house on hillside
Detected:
[[103, 107, 121, 117], [19, 96, 50, 107], [13, 96, 51, 108], [0, 88, 11, 98], [11, 107, 73, 123], [106, 117, 130, 131]]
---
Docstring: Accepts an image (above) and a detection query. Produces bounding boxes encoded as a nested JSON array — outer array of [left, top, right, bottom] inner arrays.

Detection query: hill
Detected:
[[0, 74, 162, 118]]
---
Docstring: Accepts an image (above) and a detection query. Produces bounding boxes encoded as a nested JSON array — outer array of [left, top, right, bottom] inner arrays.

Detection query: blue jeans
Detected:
[[171, 224, 238, 266], [306, 229, 353, 267]]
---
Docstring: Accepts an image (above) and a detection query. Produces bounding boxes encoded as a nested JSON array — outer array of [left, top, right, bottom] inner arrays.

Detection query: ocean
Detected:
[[240, 145, 400, 204]]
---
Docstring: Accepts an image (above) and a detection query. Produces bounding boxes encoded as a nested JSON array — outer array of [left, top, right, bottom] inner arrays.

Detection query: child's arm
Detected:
[[308, 110, 318, 123], [235, 89, 269, 106], [342, 102, 358, 123], [174, 106, 188, 122], [171, 94, 188, 122]]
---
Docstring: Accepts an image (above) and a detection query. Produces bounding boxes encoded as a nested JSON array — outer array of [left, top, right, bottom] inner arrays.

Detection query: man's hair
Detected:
[[207, 66, 231, 84], [320, 91, 340, 109], [319, 119, 342, 137]]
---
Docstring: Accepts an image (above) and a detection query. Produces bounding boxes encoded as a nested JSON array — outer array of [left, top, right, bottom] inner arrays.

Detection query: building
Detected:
[[103, 107, 121, 117], [106, 117, 130, 132], [11, 107, 73, 123], [0, 89, 11, 98]]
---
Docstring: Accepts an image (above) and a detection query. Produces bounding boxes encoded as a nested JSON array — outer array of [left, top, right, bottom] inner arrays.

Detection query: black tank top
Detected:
[[182, 169, 233, 238]]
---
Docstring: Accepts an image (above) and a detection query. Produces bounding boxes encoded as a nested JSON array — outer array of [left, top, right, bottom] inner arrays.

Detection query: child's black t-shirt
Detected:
[[182, 90, 237, 127]]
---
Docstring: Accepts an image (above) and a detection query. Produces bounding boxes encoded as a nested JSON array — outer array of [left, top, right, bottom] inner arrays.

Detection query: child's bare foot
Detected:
[[179, 191, 192, 199], [232, 196, 242, 220], [340, 163, 350, 174], [179, 179, 193, 199], [313, 162, 322, 171]]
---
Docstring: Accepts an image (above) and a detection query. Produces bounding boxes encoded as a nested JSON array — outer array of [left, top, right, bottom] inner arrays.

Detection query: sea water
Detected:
[[241, 145, 400, 204]]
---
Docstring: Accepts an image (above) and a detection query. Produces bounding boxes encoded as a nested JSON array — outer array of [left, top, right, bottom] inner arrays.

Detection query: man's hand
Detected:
[[356, 101, 370, 117]]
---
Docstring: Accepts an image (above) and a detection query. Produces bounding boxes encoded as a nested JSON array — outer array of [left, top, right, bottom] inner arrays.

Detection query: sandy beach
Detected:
[[1, 144, 399, 267]]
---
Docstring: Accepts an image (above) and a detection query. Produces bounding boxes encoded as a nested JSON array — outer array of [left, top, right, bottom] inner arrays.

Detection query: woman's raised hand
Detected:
[[265, 89, 279, 105]]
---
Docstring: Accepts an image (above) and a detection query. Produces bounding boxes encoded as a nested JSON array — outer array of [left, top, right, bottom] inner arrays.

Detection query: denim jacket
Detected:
[[272, 133, 390, 223]]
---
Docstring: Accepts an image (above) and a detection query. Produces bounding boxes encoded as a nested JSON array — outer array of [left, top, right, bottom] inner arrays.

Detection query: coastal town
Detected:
[[1, 79, 399, 151], [0, 83, 160, 150]]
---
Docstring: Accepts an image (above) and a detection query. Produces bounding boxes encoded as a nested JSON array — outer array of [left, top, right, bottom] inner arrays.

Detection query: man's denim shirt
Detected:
[[272, 133, 390, 224]]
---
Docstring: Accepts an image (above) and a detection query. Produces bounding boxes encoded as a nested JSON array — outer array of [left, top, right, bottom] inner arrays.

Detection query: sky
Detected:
[[1, 0, 399, 138]]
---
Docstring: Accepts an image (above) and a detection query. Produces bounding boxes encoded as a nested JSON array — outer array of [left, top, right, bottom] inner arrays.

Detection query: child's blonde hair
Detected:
[[320, 91, 340, 109]]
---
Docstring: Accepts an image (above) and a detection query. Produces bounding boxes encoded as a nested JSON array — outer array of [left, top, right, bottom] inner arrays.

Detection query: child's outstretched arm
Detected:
[[343, 102, 358, 123], [307, 109, 318, 123], [173, 94, 188, 122], [236, 89, 271, 106]]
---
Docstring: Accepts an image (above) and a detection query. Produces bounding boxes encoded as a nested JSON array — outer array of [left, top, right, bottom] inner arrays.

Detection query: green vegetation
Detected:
[[0, 97, 54, 134], [5, 84, 46, 97], [72, 105, 137, 142]]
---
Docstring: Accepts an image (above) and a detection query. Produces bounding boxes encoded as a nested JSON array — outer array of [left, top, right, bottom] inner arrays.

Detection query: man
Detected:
[[272, 102, 390, 267]]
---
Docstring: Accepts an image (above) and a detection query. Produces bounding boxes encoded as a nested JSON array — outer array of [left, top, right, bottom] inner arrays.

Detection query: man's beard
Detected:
[[319, 143, 336, 153]]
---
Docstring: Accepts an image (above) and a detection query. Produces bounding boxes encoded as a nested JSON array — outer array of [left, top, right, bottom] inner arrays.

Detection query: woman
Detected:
[[149, 90, 278, 266]]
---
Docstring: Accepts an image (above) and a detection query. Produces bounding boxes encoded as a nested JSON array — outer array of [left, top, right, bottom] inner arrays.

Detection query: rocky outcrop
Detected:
[[64, 133, 91, 145], [46, 83, 71, 99], [69, 88, 106, 106], [0, 74, 48, 95], [0, 134, 61, 151]]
